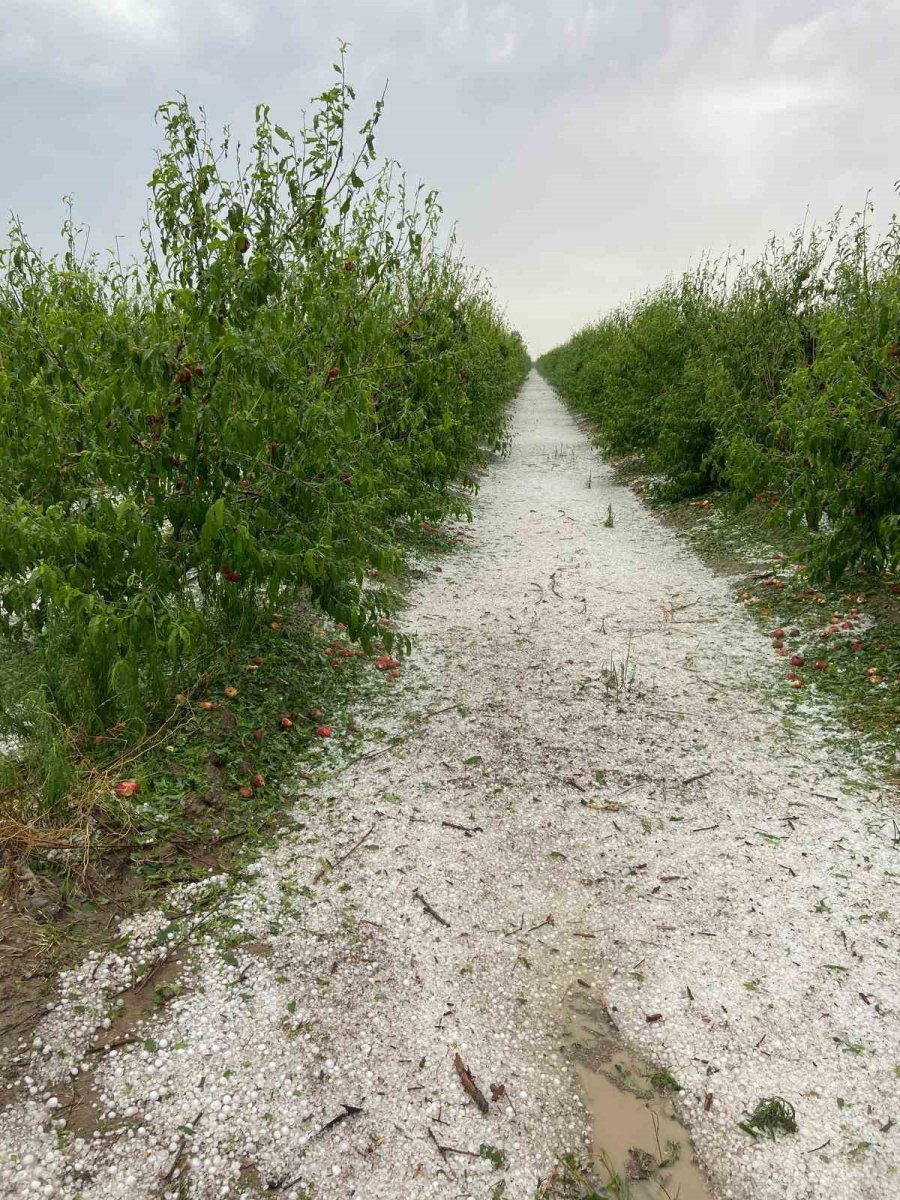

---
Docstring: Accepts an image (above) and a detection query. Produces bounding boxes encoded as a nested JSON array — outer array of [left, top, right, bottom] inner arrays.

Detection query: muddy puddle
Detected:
[[51, 953, 188, 1138], [565, 985, 713, 1199]]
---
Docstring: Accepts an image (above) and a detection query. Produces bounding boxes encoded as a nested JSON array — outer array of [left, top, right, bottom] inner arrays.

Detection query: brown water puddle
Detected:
[[565, 986, 713, 1199]]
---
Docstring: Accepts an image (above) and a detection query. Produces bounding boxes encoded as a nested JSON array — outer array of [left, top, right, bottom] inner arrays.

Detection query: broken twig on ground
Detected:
[[413, 889, 451, 928], [453, 1053, 490, 1114]]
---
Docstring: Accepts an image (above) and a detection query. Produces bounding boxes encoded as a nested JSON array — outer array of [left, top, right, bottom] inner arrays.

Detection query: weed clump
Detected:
[[647, 1067, 682, 1094], [738, 1096, 798, 1140]]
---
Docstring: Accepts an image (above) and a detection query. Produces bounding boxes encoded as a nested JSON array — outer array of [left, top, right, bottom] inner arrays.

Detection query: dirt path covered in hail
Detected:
[[2, 371, 898, 1200]]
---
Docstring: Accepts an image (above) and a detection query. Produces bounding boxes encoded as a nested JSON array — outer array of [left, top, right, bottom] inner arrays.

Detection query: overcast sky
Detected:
[[2, 1, 899, 355]]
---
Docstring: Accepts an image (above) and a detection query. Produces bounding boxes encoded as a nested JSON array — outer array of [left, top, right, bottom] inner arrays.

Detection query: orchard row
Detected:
[[539, 203, 900, 580], [0, 59, 529, 807]]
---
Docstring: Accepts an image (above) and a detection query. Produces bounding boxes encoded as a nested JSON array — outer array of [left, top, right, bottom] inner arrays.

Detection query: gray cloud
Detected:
[[2, 1, 898, 354]]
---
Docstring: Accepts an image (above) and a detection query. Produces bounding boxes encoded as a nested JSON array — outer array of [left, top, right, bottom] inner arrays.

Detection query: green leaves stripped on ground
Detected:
[[738, 1096, 798, 1141]]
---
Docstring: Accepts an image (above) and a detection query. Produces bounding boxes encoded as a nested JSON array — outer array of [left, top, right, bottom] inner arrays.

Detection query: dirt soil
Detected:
[[1, 371, 897, 1200]]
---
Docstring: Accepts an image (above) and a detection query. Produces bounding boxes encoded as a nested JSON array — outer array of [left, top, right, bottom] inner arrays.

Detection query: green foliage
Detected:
[[479, 1143, 508, 1170], [738, 1096, 798, 1140], [646, 1067, 681, 1094], [538, 202, 900, 580], [0, 53, 528, 800]]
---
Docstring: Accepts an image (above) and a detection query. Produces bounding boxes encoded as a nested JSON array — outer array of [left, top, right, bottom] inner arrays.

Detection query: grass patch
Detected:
[[646, 1067, 682, 1094], [738, 1096, 798, 1141], [537, 1152, 620, 1199]]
